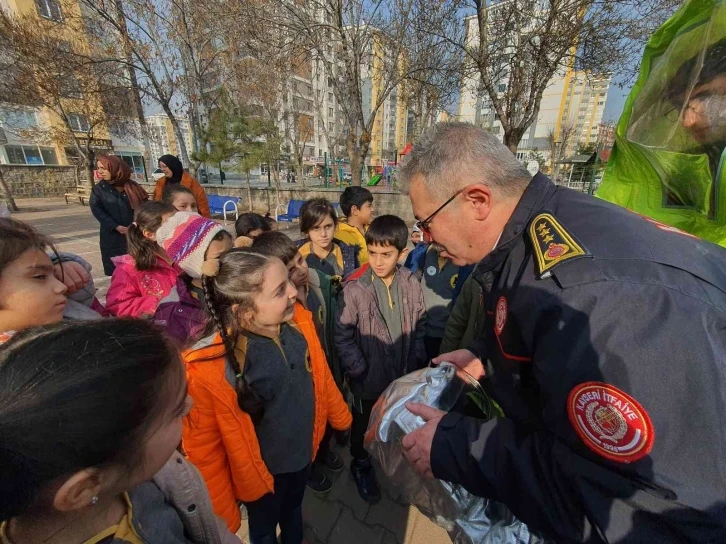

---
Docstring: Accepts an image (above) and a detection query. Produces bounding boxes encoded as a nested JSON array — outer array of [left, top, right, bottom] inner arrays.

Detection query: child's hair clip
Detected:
[[200, 258, 220, 277], [234, 236, 253, 248]]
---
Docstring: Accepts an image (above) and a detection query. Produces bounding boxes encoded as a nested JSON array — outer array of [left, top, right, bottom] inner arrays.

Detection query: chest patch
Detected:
[[528, 212, 589, 277], [495, 296, 507, 334], [567, 382, 654, 463]]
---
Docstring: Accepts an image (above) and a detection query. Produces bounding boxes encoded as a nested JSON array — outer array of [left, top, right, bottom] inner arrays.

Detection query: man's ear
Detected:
[[53, 469, 102, 512], [143, 229, 157, 242], [462, 184, 493, 222], [350, 204, 360, 217], [399, 247, 411, 259]]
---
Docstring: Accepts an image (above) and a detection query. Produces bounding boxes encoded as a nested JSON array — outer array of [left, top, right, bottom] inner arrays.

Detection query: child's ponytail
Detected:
[[126, 201, 176, 270], [199, 248, 278, 422]]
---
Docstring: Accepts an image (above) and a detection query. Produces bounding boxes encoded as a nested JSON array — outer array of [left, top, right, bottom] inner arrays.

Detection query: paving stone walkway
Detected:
[[13, 197, 452, 544]]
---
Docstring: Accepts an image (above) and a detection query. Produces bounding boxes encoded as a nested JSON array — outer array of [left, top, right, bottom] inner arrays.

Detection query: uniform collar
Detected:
[[476, 172, 557, 273]]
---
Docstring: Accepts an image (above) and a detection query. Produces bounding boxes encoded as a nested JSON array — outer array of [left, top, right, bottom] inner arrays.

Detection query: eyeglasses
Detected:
[[415, 189, 463, 234]]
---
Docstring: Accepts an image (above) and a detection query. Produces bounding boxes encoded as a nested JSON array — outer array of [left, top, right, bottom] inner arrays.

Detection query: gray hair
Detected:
[[397, 122, 531, 199]]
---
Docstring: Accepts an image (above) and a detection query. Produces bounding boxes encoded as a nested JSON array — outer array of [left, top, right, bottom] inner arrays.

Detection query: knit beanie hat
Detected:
[[156, 212, 227, 279]]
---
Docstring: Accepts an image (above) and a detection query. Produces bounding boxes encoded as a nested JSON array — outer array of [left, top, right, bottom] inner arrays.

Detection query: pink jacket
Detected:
[[106, 255, 181, 318]]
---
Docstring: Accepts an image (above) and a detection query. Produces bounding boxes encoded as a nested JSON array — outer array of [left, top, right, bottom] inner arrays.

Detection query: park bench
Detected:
[[64, 186, 91, 206], [275, 199, 305, 224], [208, 195, 239, 224]]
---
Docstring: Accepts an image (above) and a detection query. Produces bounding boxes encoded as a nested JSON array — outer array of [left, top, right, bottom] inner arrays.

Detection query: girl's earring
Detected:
[[90, 496, 99, 506]]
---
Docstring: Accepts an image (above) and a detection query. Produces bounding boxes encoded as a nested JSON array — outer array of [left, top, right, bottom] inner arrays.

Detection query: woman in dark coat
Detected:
[[89, 155, 149, 275]]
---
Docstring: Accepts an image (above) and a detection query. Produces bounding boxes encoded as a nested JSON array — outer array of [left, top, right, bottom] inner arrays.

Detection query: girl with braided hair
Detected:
[[181, 248, 352, 541]]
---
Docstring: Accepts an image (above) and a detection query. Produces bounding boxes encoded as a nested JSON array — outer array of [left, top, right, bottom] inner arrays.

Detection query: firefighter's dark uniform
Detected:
[[430, 173, 726, 542]]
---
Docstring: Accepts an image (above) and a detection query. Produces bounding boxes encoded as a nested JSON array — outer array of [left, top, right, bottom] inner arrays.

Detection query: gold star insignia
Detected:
[[537, 222, 548, 232], [543, 235, 554, 243], [538, 228, 551, 237]]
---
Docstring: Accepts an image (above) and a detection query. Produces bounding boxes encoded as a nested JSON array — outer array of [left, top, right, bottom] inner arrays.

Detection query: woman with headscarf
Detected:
[[153, 154, 210, 217], [89, 155, 150, 275]]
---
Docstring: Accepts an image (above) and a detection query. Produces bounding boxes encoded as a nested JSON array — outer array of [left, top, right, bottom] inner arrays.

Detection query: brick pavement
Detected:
[[12, 197, 452, 544]]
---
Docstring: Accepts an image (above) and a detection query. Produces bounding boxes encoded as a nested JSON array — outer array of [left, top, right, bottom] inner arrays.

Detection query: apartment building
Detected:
[[457, 12, 611, 165]]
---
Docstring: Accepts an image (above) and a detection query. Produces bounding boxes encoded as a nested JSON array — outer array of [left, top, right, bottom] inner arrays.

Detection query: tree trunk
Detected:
[[245, 171, 253, 211], [504, 129, 522, 154], [164, 108, 191, 166], [85, 156, 95, 189], [272, 163, 282, 211], [114, 0, 152, 178], [0, 168, 19, 212], [347, 133, 362, 186]]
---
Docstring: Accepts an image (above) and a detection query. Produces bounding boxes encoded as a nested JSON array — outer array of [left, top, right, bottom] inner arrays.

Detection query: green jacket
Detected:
[[440, 275, 485, 354], [307, 269, 344, 388]]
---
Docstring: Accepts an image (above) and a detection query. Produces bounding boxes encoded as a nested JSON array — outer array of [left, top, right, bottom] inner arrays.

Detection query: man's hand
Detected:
[[53, 261, 90, 295], [433, 349, 485, 380], [401, 402, 446, 479], [115, 225, 128, 235]]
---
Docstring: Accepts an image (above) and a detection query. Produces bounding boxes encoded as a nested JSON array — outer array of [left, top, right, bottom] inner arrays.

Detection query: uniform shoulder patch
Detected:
[[567, 382, 654, 463], [528, 212, 590, 278]]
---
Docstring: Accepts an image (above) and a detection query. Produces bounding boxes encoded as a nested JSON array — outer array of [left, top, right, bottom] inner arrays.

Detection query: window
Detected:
[[328, 92, 333, 102], [117, 153, 146, 181], [3, 145, 58, 165], [1, 109, 37, 130], [597, 101, 604, 105], [35, 0, 63, 21], [498, 83, 507, 93], [61, 77, 82, 99], [328, 107, 334, 117], [491, 125, 500, 134], [5, 146, 25, 164], [40, 148, 58, 164], [67, 113, 90, 132]]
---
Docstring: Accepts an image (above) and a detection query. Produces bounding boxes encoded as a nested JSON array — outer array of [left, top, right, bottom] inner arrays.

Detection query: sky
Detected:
[[603, 79, 634, 123]]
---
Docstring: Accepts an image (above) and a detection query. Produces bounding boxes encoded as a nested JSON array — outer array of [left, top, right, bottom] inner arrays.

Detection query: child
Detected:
[[440, 274, 485, 354], [163, 184, 198, 213], [0, 320, 238, 544], [182, 248, 352, 540], [251, 231, 346, 492], [334, 214, 426, 504], [0, 218, 69, 339], [106, 201, 179, 318], [235, 212, 271, 239], [410, 224, 422, 246], [336, 186, 374, 264], [153, 211, 233, 345], [297, 198, 359, 277], [0, 218, 106, 329], [264, 212, 279, 231], [404, 242, 474, 361]]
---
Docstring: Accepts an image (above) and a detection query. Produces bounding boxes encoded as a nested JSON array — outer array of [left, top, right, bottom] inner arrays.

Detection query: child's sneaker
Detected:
[[307, 466, 333, 493], [350, 457, 381, 504], [323, 450, 344, 472]]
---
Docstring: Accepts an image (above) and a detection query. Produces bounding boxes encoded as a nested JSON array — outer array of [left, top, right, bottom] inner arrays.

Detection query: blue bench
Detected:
[[275, 199, 305, 223], [207, 195, 239, 224]]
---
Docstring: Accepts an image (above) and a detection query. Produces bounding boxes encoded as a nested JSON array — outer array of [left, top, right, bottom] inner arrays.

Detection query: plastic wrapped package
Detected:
[[365, 363, 549, 544]]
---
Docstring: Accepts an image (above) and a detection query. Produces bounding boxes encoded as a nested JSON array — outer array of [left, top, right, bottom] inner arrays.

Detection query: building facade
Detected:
[[0, 0, 147, 180], [146, 114, 194, 163]]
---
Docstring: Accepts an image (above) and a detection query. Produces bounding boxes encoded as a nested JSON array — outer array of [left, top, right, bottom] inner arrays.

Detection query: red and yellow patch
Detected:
[[567, 382, 654, 463], [528, 213, 589, 278]]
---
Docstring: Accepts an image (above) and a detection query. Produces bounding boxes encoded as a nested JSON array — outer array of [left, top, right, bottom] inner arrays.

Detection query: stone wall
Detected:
[[140, 183, 416, 224], [1, 165, 78, 198]]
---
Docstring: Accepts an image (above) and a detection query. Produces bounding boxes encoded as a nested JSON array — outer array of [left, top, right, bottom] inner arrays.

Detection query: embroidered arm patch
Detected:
[[528, 212, 590, 278]]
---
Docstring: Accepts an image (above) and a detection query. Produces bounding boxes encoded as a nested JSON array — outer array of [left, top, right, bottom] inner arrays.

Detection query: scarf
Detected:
[[98, 155, 149, 210], [158, 154, 184, 184]]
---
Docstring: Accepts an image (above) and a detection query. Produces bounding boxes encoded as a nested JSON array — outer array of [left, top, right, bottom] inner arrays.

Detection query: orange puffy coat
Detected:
[[153, 171, 211, 217], [182, 303, 352, 532]]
